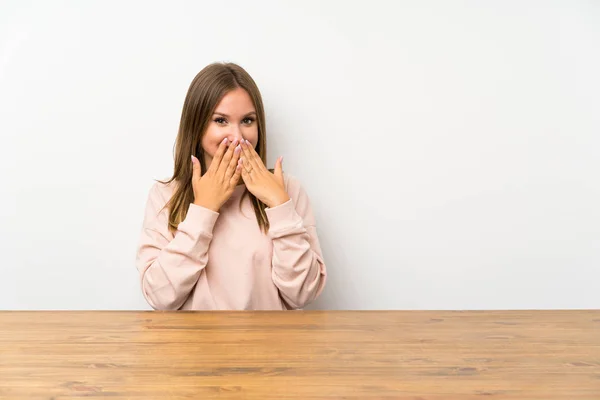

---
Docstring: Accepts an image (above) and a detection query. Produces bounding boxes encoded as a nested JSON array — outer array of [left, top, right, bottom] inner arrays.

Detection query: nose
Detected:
[[228, 125, 244, 143]]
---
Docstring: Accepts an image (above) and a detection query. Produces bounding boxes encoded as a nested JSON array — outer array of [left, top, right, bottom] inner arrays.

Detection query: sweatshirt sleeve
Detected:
[[135, 182, 219, 310], [265, 175, 327, 309]]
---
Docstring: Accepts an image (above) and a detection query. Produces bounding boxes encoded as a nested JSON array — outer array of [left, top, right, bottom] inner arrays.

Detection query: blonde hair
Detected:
[[160, 62, 270, 233]]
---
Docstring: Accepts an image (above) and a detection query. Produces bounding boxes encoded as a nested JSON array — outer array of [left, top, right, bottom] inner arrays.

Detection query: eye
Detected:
[[242, 117, 255, 125], [214, 117, 227, 125]]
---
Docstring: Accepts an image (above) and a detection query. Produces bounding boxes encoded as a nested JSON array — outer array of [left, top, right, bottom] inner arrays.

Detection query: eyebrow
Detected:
[[213, 111, 257, 118]]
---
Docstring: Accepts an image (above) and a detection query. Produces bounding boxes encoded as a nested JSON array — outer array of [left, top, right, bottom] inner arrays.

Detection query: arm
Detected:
[[135, 183, 219, 310], [265, 175, 327, 309]]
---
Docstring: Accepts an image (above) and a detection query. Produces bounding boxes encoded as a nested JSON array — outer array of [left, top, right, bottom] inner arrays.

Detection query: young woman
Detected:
[[135, 62, 327, 310]]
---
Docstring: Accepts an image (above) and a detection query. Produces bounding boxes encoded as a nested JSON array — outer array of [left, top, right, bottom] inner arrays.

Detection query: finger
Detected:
[[241, 139, 263, 172], [208, 138, 229, 173], [230, 162, 243, 187], [246, 140, 263, 167], [239, 157, 253, 182], [223, 143, 242, 182], [274, 156, 284, 186], [216, 139, 238, 179], [191, 155, 201, 181]]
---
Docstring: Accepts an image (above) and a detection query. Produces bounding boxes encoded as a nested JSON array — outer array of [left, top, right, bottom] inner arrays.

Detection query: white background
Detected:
[[1, 0, 598, 310]]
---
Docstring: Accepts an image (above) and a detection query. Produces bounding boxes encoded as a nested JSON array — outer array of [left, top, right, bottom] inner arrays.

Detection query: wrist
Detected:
[[193, 200, 220, 213], [267, 193, 290, 208]]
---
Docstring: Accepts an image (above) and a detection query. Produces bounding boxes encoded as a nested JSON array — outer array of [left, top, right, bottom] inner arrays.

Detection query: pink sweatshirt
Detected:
[[135, 173, 327, 310]]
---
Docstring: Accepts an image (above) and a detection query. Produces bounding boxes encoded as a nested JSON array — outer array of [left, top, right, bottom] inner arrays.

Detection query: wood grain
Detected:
[[0, 310, 598, 399]]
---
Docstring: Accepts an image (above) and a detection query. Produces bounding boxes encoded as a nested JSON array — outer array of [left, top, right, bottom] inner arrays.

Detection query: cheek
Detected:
[[201, 127, 223, 156], [244, 127, 259, 147]]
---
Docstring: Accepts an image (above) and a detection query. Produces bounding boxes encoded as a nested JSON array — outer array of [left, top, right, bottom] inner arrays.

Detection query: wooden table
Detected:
[[0, 311, 598, 399]]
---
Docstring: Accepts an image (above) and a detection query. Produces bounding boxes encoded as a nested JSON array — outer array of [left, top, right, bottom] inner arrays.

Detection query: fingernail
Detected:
[[222, 138, 228, 144], [245, 140, 251, 146], [235, 145, 241, 153]]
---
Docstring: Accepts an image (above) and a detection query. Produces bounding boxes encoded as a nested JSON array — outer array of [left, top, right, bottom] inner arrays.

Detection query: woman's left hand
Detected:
[[239, 139, 290, 208]]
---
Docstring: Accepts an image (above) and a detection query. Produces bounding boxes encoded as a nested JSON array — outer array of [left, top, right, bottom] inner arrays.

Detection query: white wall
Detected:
[[1, 0, 598, 310]]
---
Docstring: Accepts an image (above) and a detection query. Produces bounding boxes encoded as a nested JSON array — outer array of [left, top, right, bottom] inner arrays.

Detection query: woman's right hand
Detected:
[[191, 138, 242, 212]]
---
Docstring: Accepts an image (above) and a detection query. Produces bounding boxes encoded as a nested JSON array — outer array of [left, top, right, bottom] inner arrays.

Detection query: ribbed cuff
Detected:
[[265, 199, 302, 236], [179, 203, 220, 236]]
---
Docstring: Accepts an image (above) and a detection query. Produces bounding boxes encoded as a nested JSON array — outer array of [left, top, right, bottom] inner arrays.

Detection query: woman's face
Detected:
[[202, 87, 259, 169]]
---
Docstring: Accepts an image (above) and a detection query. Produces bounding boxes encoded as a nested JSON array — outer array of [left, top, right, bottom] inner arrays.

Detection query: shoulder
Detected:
[[145, 179, 178, 210], [283, 172, 307, 199], [282, 172, 315, 220]]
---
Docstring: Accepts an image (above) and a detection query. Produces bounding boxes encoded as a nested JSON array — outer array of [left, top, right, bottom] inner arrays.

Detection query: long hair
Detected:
[[159, 62, 270, 233]]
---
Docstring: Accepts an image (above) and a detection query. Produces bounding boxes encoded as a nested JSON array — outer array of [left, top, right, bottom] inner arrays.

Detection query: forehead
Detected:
[[215, 88, 255, 112]]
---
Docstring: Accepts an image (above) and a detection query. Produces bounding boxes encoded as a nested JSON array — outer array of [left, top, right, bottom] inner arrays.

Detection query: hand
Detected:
[[238, 139, 290, 208], [191, 138, 242, 212]]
